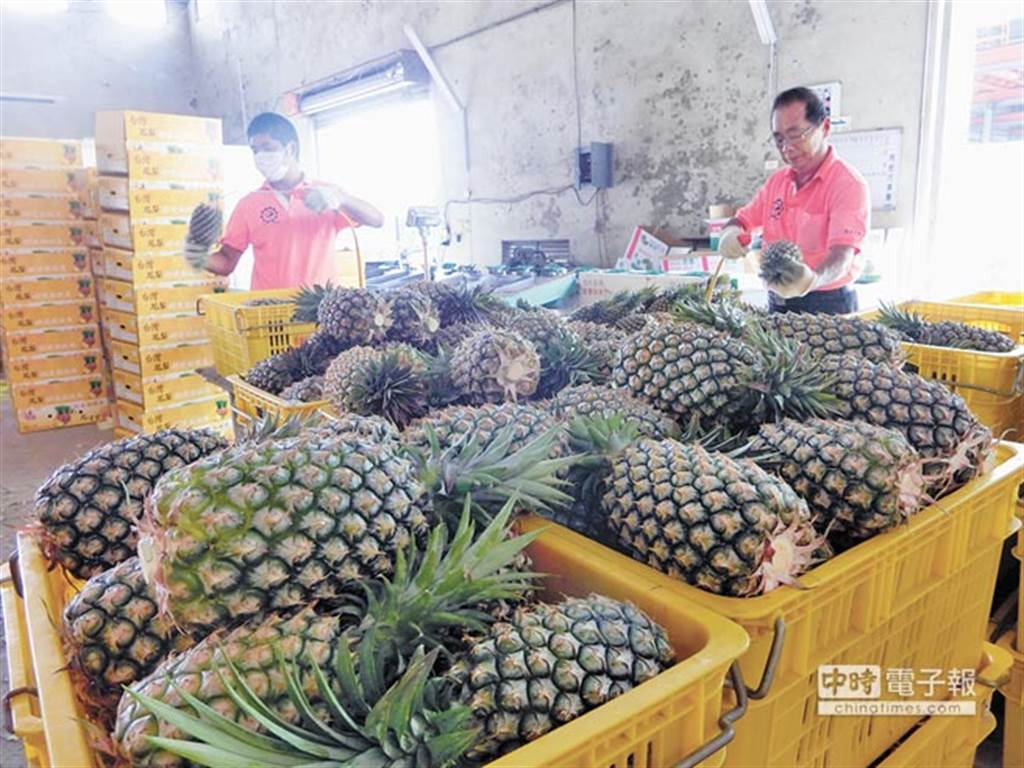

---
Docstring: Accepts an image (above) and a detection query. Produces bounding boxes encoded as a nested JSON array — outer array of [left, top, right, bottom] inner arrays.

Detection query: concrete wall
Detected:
[[188, 0, 929, 266], [0, 1, 198, 140]]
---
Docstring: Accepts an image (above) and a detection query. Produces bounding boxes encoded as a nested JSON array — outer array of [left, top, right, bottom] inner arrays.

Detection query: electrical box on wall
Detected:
[[577, 142, 613, 188]]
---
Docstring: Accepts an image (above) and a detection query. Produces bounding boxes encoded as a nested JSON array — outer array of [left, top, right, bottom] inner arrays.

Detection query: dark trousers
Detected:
[[769, 286, 859, 315]]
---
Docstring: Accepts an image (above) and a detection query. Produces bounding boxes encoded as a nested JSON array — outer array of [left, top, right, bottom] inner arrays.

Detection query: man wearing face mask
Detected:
[[717, 87, 870, 314], [184, 112, 383, 289]]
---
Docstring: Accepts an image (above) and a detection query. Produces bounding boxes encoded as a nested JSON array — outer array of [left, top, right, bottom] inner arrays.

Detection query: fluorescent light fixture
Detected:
[[104, 0, 167, 27], [748, 0, 777, 45], [3, 1, 69, 13]]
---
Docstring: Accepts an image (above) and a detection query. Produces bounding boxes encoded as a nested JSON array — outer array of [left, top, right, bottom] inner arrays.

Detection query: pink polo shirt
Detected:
[[736, 146, 870, 291], [221, 178, 357, 290]]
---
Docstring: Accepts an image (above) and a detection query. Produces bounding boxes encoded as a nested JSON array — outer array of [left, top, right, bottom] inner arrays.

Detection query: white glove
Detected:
[[718, 226, 750, 260], [184, 204, 222, 270], [767, 262, 818, 299], [303, 185, 345, 214]]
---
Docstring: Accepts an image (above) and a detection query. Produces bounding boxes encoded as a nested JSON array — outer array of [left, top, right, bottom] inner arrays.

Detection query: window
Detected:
[[968, 15, 1023, 143], [314, 97, 444, 270]]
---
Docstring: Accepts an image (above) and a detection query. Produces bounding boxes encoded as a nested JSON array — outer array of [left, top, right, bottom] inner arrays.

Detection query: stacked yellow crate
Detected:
[[1, 137, 112, 433], [94, 111, 232, 440]]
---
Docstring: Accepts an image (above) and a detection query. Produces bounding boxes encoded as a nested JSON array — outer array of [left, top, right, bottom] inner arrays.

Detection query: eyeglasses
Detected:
[[770, 124, 818, 149]]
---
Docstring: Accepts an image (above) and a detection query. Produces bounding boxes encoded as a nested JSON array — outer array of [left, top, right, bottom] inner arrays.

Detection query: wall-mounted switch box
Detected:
[[577, 142, 613, 188]]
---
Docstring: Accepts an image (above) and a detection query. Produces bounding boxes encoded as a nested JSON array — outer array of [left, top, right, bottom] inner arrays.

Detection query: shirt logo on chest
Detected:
[[259, 206, 279, 224], [770, 198, 785, 220]]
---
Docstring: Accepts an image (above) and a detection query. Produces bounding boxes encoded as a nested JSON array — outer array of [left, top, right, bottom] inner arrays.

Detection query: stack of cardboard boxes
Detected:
[[0, 137, 112, 433], [94, 110, 232, 440]]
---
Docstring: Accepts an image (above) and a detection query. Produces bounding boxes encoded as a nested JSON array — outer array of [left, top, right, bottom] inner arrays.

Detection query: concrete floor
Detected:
[[0, 396, 112, 768]]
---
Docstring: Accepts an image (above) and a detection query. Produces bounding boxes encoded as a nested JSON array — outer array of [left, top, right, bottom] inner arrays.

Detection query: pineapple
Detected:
[[278, 374, 324, 402], [568, 289, 655, 326], [423, 320, 492, 354], [242, 297, 290, 307], [817, 354, 993, 487], [290, 282, 333, 322], [323, 343, 428, 426], [387, 287, 441, 346], [322, 344, 378, 409], [322, 412, 401, 444], [550, 384, 680, 440], [603, 439, 824, 596], [412, 280, 501, 327], [508, 310, 570, 353], [296, 330, 349, 376], [456, 594, 674, 758], [673, 297, 905, 365], [63, 557, 193, 706], [34, 428, 228, 578], [758, 240, 804, 285], [116, 506, 540, 767], [317, 287, 392, 346], [877, 303, 1016, 353], [243, 347, 304, 395], [404, 402, 559, 455], [508, 313, 608, 398], [137, 423, 570, 632], [614, 313, 654, 334], [566, 320, 628, 375], [450, 328, 540, 404], [751, 419, 927, 539]]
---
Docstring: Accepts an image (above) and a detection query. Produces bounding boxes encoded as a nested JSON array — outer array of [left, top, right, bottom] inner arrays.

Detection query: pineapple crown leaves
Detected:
[[346, 349, 431, 428], [411, 423, 575, 523], [739, 321, 841, 424], [290, 282, 335, 323], [670, 296, 749, 337], [130, 645, 478, 768], [536, 331, 610, 399], [235, 412, 319, 445], [876, 302, 930, 340]]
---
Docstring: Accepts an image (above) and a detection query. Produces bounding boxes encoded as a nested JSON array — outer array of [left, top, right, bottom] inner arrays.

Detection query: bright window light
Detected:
[[3, 1, 69, 13], [104, 0, 167, 27]]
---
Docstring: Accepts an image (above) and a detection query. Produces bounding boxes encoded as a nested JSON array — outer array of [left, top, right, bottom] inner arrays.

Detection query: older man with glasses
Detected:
[[718, 87, 870, 314]]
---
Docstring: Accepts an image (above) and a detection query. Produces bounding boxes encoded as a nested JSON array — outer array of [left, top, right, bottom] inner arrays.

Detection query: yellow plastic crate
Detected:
[[1, 518, 751, 768], [996, 631, 1022, 768], [522, 441, 1024, 767], [229, 374, 328, 421], [874, 641, 1010, 768], [948, 291, 1024, 308], [199, 289, 315, 375]]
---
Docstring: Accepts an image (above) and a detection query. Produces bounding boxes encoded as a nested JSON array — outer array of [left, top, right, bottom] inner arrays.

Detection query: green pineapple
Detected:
[[317, 287, 392, 346], [450, 328, 540, 404], [386, 287, 441, 346], [877, 303, 1016, 353], [758, 240, 804, 285], [404, 402, 560, 456], [243, 347, 305, 394], [278, 374, 324, 402], [33, 428, 228, 578], [550, 384, 679, 440]]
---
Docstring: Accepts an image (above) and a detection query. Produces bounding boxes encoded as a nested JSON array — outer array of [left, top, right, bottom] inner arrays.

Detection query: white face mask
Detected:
[[254, 149, 289, 182]]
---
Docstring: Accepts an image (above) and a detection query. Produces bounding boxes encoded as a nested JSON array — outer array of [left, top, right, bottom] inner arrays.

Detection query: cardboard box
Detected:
[[12, 398, 110, 434], [1, 325, 102, 357], [113, 369, 224, 410], [0, 137, 82, 169], [1, 274, 96, 305], [11, 373, 109, 408], [576, 271, 705, 305], [4, 350, 105, 384], [99, 307, 209, 346], [97, 175, 221, 217], [0, 248, 90, 279], [2, 223, 90, 249], [99, 212, 189, 253], [99, 277, 226, 317], [103, 249, 209, 285], [95, 111, 222, 174], [1, 299, 98, 329], [1, 168, 86, 195], [115, 394, 232, 436], [80, 168, 99, 220], [126, 146, 223, 185], [110, 338, 214, 378], [1, 194, 86, 221], [89, 247, 105, 277]]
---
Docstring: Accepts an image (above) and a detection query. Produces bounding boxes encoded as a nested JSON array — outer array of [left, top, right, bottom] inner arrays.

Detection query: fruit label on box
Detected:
[[127, 147, 223, 185], [113, 369, 223, 409], [100, 213, 189, 253], [111, 339, 214, 377], [2, 325, 101, 356], [128, 187, 221, 219], [1, 300, 98, 329], [0, 249, 90, 278], [12, 374, 108, 408], [123, 111, 223, 145], [116, 393, 231, 434], [104, 251, 207, 285], [0, 138, 82, 169], [13, 398, 110, 434], [1, 275, 95, 305], [100, 307, 208, 346], [5, 350, 105, 384], [2, 223, 89, 248], [100, 278, 226, 316], [0, 168, 84, 194], [1, 195, 85, 221]]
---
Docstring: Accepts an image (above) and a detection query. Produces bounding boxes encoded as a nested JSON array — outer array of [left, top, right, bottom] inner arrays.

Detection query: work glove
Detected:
[[717, 225, 750, 260], [184, 203, 222, 270], [766, 261, 818, 299], [303, 185, 345, 214]]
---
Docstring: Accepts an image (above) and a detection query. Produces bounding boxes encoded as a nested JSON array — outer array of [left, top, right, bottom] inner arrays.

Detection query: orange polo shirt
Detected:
[[736, 146, 870, 291], [221, 178, 356, 290]]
